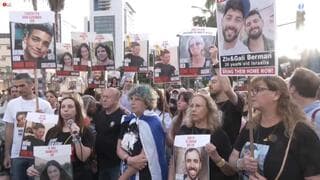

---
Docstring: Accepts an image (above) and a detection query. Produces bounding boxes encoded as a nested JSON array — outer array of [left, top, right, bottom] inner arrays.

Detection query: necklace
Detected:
[[258, 123, 280, 143]]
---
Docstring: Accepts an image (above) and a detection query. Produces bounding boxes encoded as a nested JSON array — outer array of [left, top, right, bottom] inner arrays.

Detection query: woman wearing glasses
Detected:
[[228, 76, 320, 180], [184, 36, 211, 68]]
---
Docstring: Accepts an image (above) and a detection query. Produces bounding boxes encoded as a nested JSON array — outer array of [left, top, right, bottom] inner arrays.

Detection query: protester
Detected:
[[119, 75, 134, 113], [170, 94, 236, 180], [289, 67, 320, 137], [167, 91, 193, 147], [229, 76, 320, 179], [95, 88, 125, 180], [117, 84, 167, 180], [209, 74, 244, 145], [154, 88, 172, 132], [45, 90, 58, 114], [27, 96, 94, 180], [244, 9, 274, 52], [3, 73, 53, 180], [23, 24, 54, 61]]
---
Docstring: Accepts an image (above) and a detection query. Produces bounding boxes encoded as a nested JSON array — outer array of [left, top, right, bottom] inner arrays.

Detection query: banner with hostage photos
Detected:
[[216, 0, 276, 76], [174, 135, 210, 180], [56, 43, 79, 76], [34, 145, 72, 180], [71, 32, 91, 71], [9, 11, 56, 69], [107, 70, 120, 88], [153, 46, 180, 84], [91, 33, 115, 71], [179, 27, 216, 77], [124, 34, 149, 73], [20, 112, 58, 158]]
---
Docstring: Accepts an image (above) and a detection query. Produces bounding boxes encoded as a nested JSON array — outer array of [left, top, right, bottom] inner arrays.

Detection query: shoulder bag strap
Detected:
[[274, 123, 297, 180]]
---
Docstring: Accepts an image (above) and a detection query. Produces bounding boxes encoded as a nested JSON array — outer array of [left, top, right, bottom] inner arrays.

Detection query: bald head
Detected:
[[101, 88, 121, 113]]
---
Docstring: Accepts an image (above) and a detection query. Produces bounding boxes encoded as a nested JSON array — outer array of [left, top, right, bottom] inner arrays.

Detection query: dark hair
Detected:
[[33, 123, 45, 129], [184, 148, 201, 162], [60, 52, 73, 65], [47, 97, 84, 139], [246, 9, 262, 19], [27, 23, 54, 37], [14, 73, 33, 84], [289, 67, 320, 98], [77, 43, 90, 59], [94, 43, 113, 60], [223, 0, 245, 17], [170, 91, 193, 140], [40, 160, 72, 180], [154, 88, 170, 113], [130, 42, 140, 48], [46, 90, 58, 99], [160, 49, 170, 56]]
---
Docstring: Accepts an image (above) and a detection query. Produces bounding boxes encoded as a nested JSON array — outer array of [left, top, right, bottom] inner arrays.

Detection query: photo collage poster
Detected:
[[153, 45, 180, 84], [174, 135, 210, 180], [179, 27, 216, 77], [20, 112, 58, 158], [34, 145, 72, 180], [91, 33, 115, 71], [216, 0, 276, 76], [9, 11, 56, 69], [56, 43, 79, 76], [107, 70, 121, 88], [71, 32, 90, 71], [124, 34, 149, 73]]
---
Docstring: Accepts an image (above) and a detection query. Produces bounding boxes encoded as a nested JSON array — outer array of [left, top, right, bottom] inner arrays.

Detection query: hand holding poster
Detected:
[[174, 135, 210, 180], [20, 112, 58, 158], [34, 145, 72, 180], [9, 11, 56, 69], [216, 0, 276, 76]]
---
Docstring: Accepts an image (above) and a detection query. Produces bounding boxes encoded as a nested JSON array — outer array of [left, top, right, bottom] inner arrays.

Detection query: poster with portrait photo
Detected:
[[107, 70, 120, 88], [34, 145, 72, 180], [91, 33, 115, 71], [239, 142, 270, 180], [154, 46, 180, 84], [9, 11, 56, 69], [88, 70, 106, 88], [56, 43, 79, 76], [71, 32, 90, 71], [216, 0, 276, 76], [174, 135, 210, 180], [123, 34, 148, 73], [179, 27, 216, 77], [20, 112, 58, 158]]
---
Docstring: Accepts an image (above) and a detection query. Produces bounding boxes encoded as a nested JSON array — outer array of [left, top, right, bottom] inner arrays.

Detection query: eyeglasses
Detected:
[[251, 87, 270, 96]]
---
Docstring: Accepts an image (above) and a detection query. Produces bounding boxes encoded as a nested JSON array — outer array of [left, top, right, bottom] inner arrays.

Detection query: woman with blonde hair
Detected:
[[229, 76, 320, 180], [170, 93, 237, 180]]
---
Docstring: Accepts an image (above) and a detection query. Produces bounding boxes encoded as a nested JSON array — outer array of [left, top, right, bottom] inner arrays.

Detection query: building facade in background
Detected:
[[90, 0, 136, 68]]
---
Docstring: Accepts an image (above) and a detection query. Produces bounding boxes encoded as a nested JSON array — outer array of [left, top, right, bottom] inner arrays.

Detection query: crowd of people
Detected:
[[0, 67, 319, 180]]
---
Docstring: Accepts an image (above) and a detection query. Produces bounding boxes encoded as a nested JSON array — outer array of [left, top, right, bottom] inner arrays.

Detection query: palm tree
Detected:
[[26, 0, 65, 42], [192, 0, 217, 27], [48, 0, 65, 43]]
